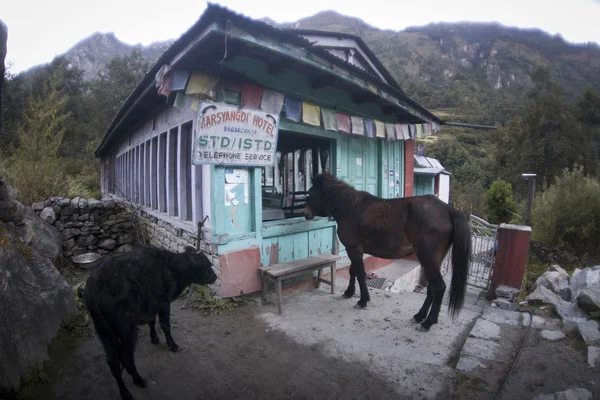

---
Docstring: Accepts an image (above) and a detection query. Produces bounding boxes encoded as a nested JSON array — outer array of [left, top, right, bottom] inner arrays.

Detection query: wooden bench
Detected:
[[259, 254, 339, 314]]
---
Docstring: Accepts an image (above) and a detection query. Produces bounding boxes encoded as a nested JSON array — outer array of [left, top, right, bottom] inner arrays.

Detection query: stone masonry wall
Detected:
[[32, 197, 136, 259], [138, 210, 222, 294]]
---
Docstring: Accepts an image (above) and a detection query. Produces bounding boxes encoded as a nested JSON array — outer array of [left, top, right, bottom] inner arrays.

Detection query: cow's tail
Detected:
[[448, 208, 471, 319], [84, 286, 123, 363]]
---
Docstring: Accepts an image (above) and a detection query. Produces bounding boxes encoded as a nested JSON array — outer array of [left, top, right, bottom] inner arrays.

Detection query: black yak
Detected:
[[84, 246, 217, 400]]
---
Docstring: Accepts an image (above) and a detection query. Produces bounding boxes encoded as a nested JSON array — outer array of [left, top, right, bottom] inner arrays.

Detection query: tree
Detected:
[[494, 67, 598, 189], [3, 68, 71, 204], [485, 179, 519, 224]]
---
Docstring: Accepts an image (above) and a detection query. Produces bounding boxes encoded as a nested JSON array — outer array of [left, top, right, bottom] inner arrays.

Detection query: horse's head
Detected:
[[304, 173, 329, 220]]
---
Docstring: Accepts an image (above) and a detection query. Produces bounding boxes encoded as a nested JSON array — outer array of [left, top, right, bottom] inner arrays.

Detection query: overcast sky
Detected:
[[3, 0, 600, 74]]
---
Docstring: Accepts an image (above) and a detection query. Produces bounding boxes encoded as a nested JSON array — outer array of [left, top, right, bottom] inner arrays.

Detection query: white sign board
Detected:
[[193, 102, 280, 167]]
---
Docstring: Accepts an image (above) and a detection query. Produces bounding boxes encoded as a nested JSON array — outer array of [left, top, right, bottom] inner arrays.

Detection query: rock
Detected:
[[482, 306, 521, 326], [577, 288, 600, 313], [88, 198, 103, 210], [117, 233, 134, 245], [577, 320, 600, 344], [52, 204, 61, 216], [76, 234, 97, 248], [526, 286, 563, 306], [570, 266, 600, 302], [116, 243, 134, 253], [98, 238, 117, 250], [14, 208, 62, 262], [460, 337, 499, 361], [556, 301, 588, 328], [32, 202, 44, 211], [104, 199, 116, 209], [61, 206, 74, 216], [532, 388, 592, 400], [492, 298, 518, 311], [588, 346, 600, 367], [532, 270, 571, 301], [39, 206, 57, 225], [469, 318, 501, 340], [456, 356, 485, 372], [0, 232, 78, 390], [63, 238, 76, 250], [70, 196, 81, 208], [77, 198, 88, 209], [62, 228, 80, 240], [59, 198, 71, 207], [549, 264, 568, 275], [495, 284, 521, 300], [522, 314, 547, 329], [540, 330, 566, 341], [572, 268, 582, 278]]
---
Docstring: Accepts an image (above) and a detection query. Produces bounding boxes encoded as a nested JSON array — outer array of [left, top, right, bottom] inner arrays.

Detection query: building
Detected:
[[95, 3, 446, 297], [414, 154, 451, 203]]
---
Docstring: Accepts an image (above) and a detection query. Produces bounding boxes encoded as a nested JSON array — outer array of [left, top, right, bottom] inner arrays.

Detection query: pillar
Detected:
[[488, 224, 532, 299]]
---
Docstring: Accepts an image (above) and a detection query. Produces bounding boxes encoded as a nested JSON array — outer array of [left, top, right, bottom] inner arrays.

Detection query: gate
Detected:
[[442, 215, 498, 290]]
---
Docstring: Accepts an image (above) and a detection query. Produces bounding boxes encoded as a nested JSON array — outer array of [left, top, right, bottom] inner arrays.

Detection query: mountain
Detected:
[[61, 32, 173, 81], [281, 11, 600, 124], [18, 11, 600, 124]]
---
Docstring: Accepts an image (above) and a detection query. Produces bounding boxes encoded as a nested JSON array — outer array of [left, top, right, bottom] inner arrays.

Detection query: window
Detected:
[[261, 131, 331, 220], [145, 140, 151, 207], [179, 122, 193, 221], [167, 128, 179, 217], [151, 136, 158, 209], [158, 132, 167, 213]]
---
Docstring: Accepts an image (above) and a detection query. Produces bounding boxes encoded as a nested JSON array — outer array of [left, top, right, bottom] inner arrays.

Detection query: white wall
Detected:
[[438, 174, 450, 204]]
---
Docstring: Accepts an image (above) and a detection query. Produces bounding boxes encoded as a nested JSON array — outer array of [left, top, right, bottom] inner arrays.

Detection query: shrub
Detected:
[[485, 179, 519, 224], [531, 166, 600, 259]]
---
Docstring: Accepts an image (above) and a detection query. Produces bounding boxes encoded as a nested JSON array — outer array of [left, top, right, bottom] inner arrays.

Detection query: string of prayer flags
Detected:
[[302, 102, 321, 126], [336, 113, 351, 134], [375, 120, 386, 139], [186, 72, 219, 96], [364, 119, 375, 138], [284, 97, 302, 122], [260, 89, 285, 114], [241, 83, 264, 109], [321, 108, 338, 131], [385, 123, 396, 140], [351, 116, 364, 135]]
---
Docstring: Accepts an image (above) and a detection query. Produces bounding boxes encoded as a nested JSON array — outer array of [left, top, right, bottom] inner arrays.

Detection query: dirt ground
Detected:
[[12, 296, 414, 400], [7, 265, 600, 400]]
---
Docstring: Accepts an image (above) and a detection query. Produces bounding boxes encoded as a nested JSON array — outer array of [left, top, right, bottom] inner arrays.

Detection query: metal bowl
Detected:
[[72, 253, 101, 269]]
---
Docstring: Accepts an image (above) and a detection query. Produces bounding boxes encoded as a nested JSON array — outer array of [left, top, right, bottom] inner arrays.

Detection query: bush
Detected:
[[532, 166, 600, 259], [485, 179, 519, 224]]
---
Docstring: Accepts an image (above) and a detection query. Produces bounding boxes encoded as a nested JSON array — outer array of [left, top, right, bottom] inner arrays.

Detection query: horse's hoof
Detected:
[[150, 337, 159, 345], [169, 344, 181, 353], [410, 317, 420, 324], [354, 302, 367, 310], [342, 291, 354, 299], [416, 324, 430, 332]]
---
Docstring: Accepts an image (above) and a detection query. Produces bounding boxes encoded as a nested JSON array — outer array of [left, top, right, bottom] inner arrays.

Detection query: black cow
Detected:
[[84, 246, 217, 400]]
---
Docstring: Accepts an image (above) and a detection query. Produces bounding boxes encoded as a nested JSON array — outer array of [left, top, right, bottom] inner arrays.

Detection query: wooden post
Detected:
[[181, 217, 208, 309]]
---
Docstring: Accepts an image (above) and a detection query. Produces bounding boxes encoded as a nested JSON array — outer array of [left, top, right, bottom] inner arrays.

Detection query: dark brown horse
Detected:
[[303, 172, 471, 332]]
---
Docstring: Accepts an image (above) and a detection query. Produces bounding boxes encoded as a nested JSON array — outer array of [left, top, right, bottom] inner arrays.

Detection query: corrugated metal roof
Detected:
[[95, 3, 441, 157], [414, 154, 445, 171]]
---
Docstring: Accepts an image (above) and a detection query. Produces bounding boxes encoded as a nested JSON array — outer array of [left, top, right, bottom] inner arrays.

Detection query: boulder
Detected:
[[531, 269, 571, 301], [555, 301, 588, 329], [97, 238, 117, 250], [116, 243, 134, 253], [495, 284, 521, 300], [532, 388, 592, 400], [14, 208, 62, 262], [577, 287, 600, 313], [570, 266, 600, 301], [577, 320, 600, 344], [39, 206, 57, 225], [88, 198, 103, 210], [0, 225, 78, 390], [526, 286, 562, 307]]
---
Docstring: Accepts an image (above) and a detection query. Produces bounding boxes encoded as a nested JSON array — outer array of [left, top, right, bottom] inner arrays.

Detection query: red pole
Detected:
[[488, 224, 532, 299]]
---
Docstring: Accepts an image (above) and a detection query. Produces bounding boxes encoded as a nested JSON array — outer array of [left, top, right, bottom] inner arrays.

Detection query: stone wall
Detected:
[[32, 197, 136, 259], [139, 210, 222, 294]]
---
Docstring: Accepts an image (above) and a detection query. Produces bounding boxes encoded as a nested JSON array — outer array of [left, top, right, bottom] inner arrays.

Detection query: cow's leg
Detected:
[[157, 304, 180, 352], [148, 317, 159, 344], [121, 327, 147, 389], [97, 330, 132, 400]]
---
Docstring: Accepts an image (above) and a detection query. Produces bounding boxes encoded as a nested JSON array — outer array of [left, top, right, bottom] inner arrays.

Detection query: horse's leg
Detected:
[[347, 248, 370, 309], [343, 264, 356, 298], [411, 285, 433, 324], [416, 256, 446, 332]]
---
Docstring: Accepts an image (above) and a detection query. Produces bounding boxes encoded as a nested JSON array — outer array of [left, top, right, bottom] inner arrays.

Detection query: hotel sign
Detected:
[[193, 102, 279, 167]]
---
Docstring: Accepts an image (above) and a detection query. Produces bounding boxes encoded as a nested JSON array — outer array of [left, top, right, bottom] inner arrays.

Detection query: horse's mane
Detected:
[[313, 172, 370, 216]]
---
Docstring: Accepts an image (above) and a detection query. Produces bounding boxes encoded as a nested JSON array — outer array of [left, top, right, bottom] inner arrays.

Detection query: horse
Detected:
[[303, 171, 471, 332]]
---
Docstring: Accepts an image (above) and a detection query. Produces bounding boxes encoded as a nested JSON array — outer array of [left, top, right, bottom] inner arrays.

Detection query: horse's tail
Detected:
[[448, 209, 471, 319]]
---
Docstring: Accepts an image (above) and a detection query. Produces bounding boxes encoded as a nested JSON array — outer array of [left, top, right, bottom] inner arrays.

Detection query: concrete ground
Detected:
[[258, 276, 484, 400]]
